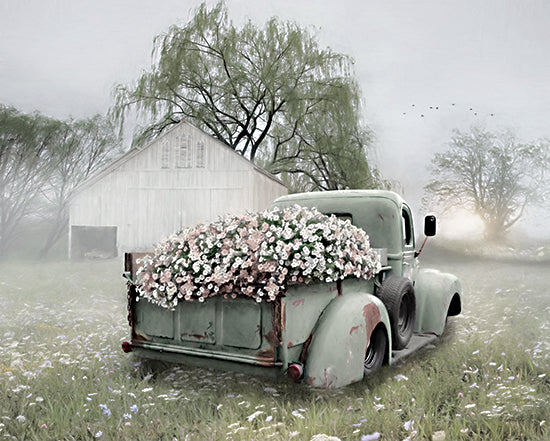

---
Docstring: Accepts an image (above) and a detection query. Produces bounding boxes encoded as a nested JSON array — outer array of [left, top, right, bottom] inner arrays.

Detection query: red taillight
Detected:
[[121, 341, 133, 353], [287, 362, 304, 382]]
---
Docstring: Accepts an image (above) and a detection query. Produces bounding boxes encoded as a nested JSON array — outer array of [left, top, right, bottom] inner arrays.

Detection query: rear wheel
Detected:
[[377, 276, 416, 350], [364, 326, 387, 376]]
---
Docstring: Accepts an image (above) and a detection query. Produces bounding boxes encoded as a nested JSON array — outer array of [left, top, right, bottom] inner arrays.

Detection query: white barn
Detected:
[[69, 121, 287, 258]]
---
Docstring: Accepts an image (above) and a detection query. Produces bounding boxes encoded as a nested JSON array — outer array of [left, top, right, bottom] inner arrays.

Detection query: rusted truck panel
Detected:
[[122, 190, 462, 388], [302, 289, 391, 388]]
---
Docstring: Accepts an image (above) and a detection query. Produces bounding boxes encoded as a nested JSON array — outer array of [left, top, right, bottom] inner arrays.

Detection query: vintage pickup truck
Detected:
[[122, 190, 461, 388]]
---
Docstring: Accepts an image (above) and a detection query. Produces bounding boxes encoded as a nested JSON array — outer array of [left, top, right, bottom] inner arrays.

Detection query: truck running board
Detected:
[[391, 333, 439, 365]]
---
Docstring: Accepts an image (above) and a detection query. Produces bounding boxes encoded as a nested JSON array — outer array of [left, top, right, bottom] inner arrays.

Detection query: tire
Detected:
[[377, 276, 416, 350], [364, 326, 387, 376]]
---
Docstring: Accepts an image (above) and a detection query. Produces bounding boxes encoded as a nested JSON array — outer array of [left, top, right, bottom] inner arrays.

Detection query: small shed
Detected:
[[69, 121, 287, 258]]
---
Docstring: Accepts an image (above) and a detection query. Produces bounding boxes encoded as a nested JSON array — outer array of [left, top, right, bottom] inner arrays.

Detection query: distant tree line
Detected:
[[0, 105, 121, 257]]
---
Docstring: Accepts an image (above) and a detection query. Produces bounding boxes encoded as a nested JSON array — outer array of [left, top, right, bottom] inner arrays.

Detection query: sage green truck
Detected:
[[122, 190, 462, 388]]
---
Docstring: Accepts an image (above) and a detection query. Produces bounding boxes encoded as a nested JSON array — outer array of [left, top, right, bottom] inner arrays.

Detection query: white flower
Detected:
[[247, 411, 264, 422], [361, 433, 380, 441]]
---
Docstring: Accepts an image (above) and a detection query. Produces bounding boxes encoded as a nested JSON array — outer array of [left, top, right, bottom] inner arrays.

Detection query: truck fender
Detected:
[[302, 291, 392, 389], [414, 268, 462, 335]]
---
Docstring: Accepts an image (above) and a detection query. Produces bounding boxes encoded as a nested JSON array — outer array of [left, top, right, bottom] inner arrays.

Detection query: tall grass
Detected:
[[0, 255, 548, 440]]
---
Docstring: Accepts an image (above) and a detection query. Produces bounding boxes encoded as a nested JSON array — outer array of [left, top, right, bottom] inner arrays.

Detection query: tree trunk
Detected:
[[38, 211, 68, 259]]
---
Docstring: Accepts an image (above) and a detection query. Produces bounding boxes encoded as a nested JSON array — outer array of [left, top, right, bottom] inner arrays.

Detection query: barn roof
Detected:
[[72, 120, 286, 196]]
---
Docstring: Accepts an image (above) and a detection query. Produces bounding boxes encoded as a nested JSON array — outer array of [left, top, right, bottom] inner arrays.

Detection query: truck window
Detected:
[[325, 212, 353, 223], [402, 207, 413, 247]]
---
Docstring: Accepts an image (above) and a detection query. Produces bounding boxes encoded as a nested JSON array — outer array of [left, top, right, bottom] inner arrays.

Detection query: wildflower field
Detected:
[[0, 250, 549, 441]]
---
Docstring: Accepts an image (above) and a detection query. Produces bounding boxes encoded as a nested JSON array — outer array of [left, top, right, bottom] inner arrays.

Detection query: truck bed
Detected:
[[124, 251, 359, 376], [125, 253, 282, 368]]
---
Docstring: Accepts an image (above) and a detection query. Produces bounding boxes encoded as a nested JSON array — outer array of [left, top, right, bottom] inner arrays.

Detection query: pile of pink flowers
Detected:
[[136, 205, 381, 309]]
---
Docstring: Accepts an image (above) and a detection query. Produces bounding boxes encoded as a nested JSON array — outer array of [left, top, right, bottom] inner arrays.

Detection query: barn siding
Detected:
[[69, 121, 287, 255]]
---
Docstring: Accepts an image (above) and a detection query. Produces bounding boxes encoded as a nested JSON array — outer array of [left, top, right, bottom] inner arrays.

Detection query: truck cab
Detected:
[[272, 190, 419, 281]]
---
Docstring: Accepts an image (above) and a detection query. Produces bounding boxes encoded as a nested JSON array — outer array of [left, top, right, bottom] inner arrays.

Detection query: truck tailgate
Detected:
[[125, 253, 281, 367]]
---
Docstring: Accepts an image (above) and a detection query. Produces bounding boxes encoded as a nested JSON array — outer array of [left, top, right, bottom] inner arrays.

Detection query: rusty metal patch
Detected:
[[363, 302, 382, 338]]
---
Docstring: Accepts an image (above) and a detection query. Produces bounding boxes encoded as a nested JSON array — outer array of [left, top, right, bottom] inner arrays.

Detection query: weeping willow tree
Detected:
[[111, 1, 383, 191]]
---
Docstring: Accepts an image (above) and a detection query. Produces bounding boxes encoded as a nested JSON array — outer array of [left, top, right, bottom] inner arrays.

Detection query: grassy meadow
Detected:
[[0, 250, 549, 440]]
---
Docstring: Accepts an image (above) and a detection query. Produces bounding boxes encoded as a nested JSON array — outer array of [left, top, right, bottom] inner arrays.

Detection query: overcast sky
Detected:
[[1, 0, 549, 235]]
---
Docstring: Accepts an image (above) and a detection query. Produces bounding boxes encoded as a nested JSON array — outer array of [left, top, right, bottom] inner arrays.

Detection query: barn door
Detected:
[[70, 225, 117, 259]]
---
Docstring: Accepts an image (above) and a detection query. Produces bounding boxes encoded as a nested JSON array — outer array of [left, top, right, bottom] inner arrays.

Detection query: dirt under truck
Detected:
[[122, 190, 462, 388]]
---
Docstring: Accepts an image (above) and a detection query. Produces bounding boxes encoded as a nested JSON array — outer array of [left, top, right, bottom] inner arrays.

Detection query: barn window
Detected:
[[177, 135, 192, 168], [161, 139, 171, 169], [196, 140, 206, 168]]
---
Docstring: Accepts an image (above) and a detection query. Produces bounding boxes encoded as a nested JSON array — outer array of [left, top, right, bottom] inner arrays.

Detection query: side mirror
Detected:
[[415, 215, 437, 258], [424, 215, 437, 237]]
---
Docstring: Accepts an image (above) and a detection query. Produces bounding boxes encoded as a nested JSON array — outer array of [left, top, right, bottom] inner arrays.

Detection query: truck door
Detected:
[[401, 205, 415, 281]]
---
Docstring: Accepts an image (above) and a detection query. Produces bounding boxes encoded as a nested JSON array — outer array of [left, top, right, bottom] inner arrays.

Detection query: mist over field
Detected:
[[1, 1, 550, 439]]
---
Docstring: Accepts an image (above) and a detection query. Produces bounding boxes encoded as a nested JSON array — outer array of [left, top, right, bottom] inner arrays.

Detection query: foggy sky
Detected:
[[1, 0, 549, 235]]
